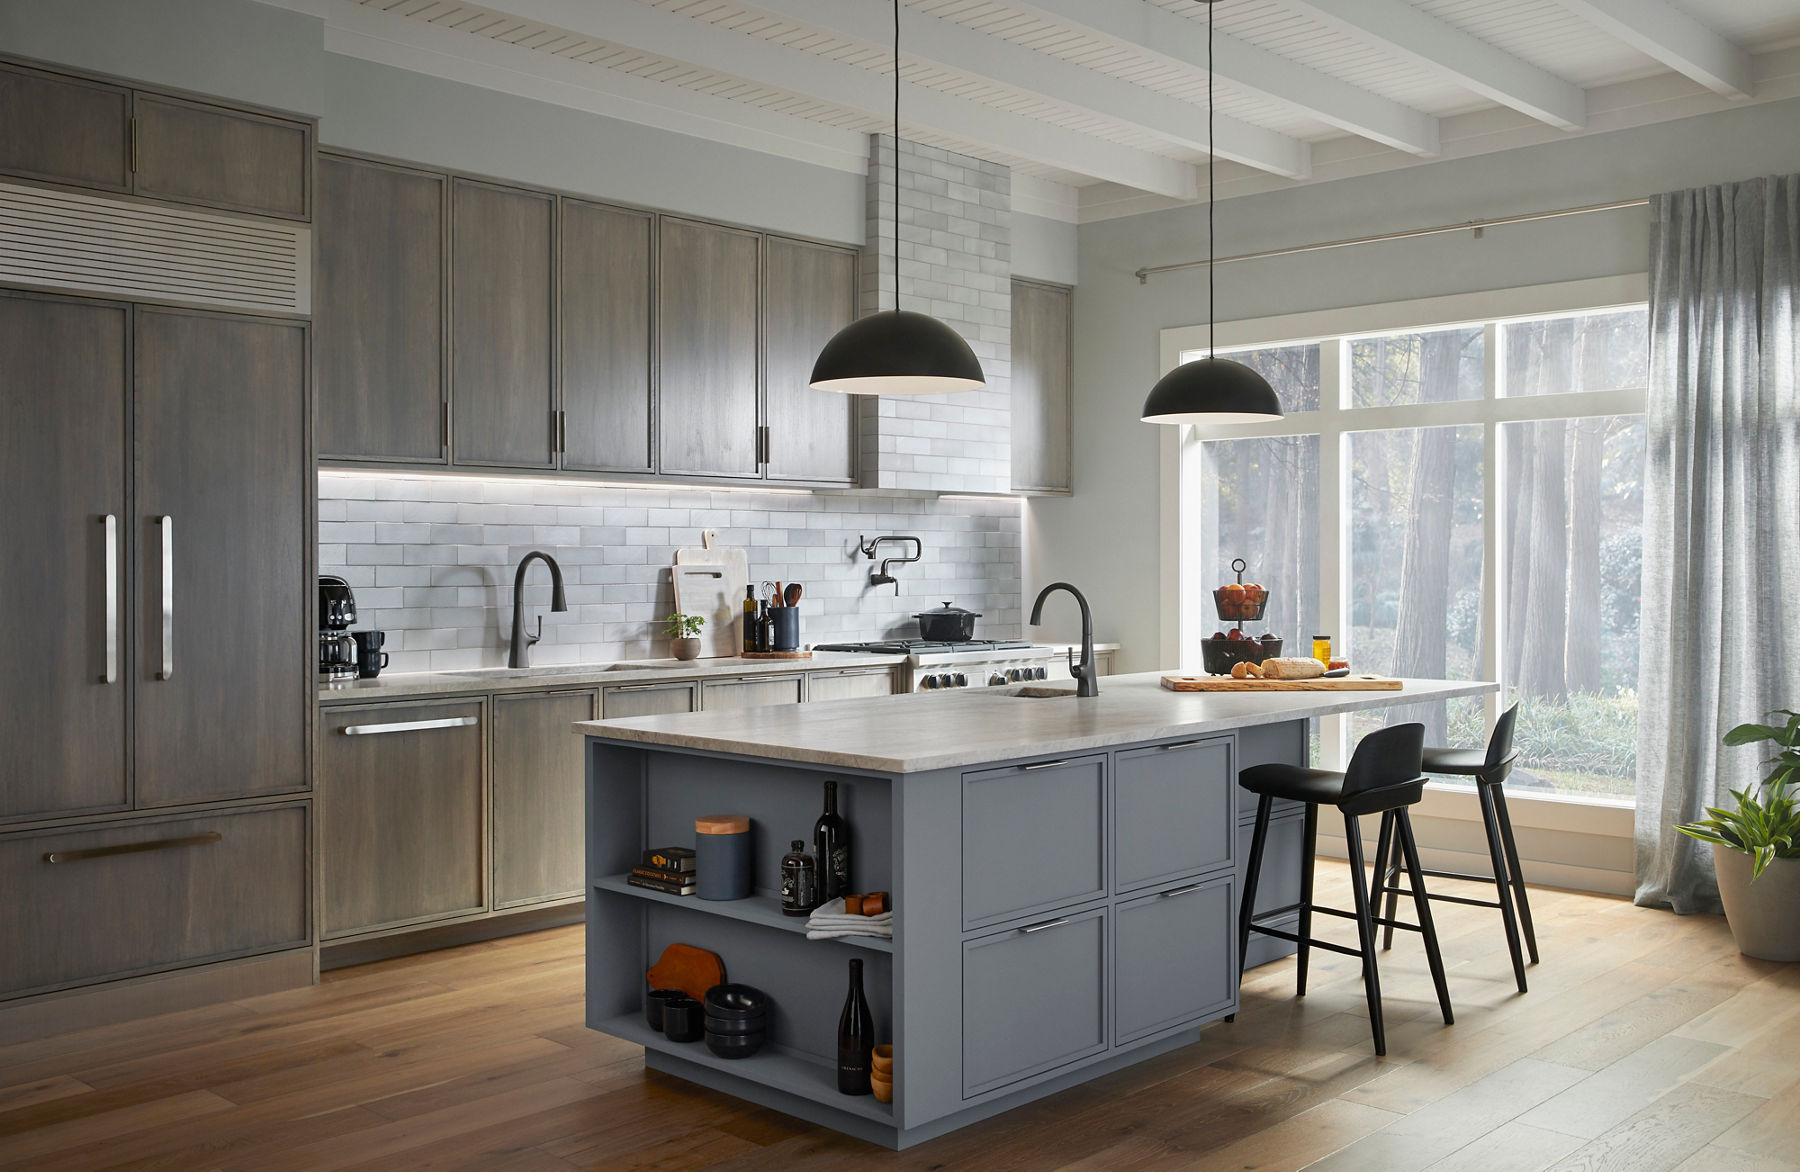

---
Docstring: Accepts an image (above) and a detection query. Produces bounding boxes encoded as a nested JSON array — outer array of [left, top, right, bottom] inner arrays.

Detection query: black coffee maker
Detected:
[[318, 576, 358, 679]]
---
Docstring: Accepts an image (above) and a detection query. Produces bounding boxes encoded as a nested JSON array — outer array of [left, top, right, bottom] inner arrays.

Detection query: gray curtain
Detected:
[[1636, 174, 1800, 913]]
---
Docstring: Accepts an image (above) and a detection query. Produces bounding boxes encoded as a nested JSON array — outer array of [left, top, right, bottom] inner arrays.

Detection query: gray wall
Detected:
[[0, 0, 1075, 274], [1029, 96, 1800, 667]]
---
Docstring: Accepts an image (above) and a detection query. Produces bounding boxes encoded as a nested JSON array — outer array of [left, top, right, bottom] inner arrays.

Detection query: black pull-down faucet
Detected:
[[1029, 582, 1098, 698], [509, 550, 568, 668]]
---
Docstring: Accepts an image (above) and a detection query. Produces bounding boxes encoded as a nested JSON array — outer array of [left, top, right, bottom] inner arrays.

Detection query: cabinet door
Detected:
[[560, 199, 653, 474], [601, 681, 698, 718], [1010, 279, 1072, 494], [0, 61, 130, 191], [493, 689, 595, 908], [1114, 737, 1234, 893], [0, 293, 129, 821], [319, 702, 485, 937], [133, 308, 308, 807], [316, 154, 446, 463], [763, 236, 856, 484], [805, 667, 897, 702], [963, 755, 1106, 930], [657, 217, 759, 478], [451, 179, 556, 468], [1238, 812, 1305, 970], [131, 94, 311, 220], [701, 674, 803, 711], [1114, 874, 1235, 1044], [963, 906, 1108, 1097]]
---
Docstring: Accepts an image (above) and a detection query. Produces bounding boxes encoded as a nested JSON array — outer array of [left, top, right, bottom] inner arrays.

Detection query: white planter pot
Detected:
[[1713, 844, 1800, 962], [671, 637, 701, 662]]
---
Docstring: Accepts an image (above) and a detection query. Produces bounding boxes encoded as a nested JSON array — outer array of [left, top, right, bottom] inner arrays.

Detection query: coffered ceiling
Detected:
[[263, 0, 1800, 220]]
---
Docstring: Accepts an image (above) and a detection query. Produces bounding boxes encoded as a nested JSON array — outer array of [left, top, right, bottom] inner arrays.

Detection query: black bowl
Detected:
[[705, 1031, 766, 1060], [1199, 635, 1282, 676], [661, 995, 704, 1042], [704, 983, 771, 1016], [646, 988, 686, 1031], [705, 1014, 766, 1034]]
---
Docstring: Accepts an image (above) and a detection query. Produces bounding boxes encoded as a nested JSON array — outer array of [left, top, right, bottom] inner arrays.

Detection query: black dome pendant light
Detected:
[[1141, 0, 1282, 425], [810, 0, 986, 396]]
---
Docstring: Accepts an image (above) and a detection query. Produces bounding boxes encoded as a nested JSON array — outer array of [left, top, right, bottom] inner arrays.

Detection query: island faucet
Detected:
[[508, 550, 568, 668], [1029, 582, 1099, 698]]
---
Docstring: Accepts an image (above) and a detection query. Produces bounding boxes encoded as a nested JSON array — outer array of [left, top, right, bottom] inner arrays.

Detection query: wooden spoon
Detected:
[[784, 582, 802, 607]]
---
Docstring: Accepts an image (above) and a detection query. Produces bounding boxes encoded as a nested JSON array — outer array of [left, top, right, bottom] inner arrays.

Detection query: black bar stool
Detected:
[[1373, 701, 1536, 994], [1236, 722, 1453, 1057]]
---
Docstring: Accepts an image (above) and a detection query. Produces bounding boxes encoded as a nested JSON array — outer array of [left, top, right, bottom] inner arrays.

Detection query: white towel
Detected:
[[806, 897, 893, 940]]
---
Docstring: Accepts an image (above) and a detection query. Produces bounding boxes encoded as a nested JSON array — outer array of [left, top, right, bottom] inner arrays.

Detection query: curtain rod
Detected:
[[1134, 197, 1651, 284]]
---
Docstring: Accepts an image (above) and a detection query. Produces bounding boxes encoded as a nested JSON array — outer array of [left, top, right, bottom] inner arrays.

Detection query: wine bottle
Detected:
[[814, 780, 849, 901], [837, 957, 874, 1095], [743, 586, 757, 654]]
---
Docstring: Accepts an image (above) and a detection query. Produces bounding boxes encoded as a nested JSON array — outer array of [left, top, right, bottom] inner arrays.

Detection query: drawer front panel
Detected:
[[963, 906, 1107, 1097], [1114, 737, 1234, 893], [1114, 874, 1236, 1044], [700, 675, 803, 710], [1237, 812, 1307, 918], [963, 755, 1106, 930], [0, 804, 308, 999]]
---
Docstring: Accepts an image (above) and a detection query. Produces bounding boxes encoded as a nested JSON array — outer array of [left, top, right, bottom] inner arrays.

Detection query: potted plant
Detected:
[[665, 612, 705, 661], [1677, 709, 1800, 961]]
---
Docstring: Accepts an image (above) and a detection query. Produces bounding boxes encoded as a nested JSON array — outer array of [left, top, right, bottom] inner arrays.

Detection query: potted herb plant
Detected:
[[1676, 709, 1800, 961], [665, 612, 705, 661]]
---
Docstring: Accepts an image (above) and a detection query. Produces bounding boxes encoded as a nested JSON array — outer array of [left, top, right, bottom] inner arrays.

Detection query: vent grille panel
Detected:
[[0, 182, 309, 313]]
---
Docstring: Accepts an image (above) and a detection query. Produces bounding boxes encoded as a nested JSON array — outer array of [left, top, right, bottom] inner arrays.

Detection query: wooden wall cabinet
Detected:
[[451, 178, 557, 469], [0, 61, 131, 192], [315, 153, 446, 463], [1010, 278, 1073, 495], [658, 217, 762, 479], [763, 236, 858, 485], [560, 198, 655, 474], [492, 690, 596, 909]]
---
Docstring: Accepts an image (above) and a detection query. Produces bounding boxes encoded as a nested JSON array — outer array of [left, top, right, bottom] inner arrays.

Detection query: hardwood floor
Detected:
[[2, 870, 1796, 1171]]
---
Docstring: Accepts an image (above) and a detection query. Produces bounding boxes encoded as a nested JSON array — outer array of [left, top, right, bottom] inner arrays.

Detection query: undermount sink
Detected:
[[441, 663, 612, 678], [999, 685, 1079, 699], [602, 661, 693, 671]]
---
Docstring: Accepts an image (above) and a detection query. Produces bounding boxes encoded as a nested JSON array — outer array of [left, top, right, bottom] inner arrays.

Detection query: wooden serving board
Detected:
[[739, 650, 812, 659], [672, 561, 748, 659], [1161, 673, 1402, 692]]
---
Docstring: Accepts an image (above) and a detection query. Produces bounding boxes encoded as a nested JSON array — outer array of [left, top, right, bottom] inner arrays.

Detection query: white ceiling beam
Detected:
[[1280, 0, 1588, 131], [475, 0, 1203, 197], [735, 0, 1317, 173], [1005, 0, 1438, 156], [1551, 0, 1753, 99]]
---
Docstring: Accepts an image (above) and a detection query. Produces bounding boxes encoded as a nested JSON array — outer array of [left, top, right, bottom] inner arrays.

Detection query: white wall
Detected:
[[0, 0, 1076, 273], [1028, 95, 1800, 664]]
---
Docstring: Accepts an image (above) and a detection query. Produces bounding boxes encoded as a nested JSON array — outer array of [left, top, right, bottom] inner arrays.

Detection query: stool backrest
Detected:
[[1487, 701, 1522, 770], [1343, 722, 1426, 798]]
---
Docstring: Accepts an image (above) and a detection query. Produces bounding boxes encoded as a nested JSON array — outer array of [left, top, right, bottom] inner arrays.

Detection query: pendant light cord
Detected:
[[1207, 0, 1216, 360], [893, 0, 901, 316]]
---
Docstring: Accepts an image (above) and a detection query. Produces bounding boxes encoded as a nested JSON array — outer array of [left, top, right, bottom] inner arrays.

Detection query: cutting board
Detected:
[[672, 559, 748, 659], [1161, 673, 1403, 692]]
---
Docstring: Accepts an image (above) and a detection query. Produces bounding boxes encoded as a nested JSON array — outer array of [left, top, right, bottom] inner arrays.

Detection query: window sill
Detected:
[[1419, 781, 1633, 837]]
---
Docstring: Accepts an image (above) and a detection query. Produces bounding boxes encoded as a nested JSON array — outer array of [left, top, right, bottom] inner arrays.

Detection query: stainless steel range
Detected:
[[812, 639, 1060, 693]]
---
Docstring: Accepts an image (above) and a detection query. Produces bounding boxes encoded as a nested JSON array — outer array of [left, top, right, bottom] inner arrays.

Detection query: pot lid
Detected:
[[914, 601, 982, 619]]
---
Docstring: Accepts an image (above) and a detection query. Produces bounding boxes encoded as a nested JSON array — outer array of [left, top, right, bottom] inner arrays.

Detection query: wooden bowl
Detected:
[[871, 1044, 894, 1074], [870, 1070, 893, 1103]]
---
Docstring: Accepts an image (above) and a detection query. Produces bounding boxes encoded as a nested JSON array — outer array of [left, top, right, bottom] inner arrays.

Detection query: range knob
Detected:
[[1033, 666, 1048, 680], [989, 672, 1008, 687], [1007, 668, 1024, 682], [919, 674, 937, 689], [953, 673, 968, 687]]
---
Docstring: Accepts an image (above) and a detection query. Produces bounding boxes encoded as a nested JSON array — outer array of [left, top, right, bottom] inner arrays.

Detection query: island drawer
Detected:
[[0, 804, 309, 999], [1114, 737, 1234, 893], [962, 754, 1107, 930], [963, 905, 1108, 1098], [1114, 873, 1236, 1044]]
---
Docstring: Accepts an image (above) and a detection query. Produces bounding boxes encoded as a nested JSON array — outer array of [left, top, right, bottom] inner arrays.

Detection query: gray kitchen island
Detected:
[[577, 673, 1493, 1149]]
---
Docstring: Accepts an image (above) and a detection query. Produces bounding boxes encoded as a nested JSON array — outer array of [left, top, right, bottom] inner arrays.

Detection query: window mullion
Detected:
[[1318, 338, 1348, 770]]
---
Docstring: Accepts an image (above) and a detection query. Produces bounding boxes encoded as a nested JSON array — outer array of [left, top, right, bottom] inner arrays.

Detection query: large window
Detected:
[[1177, 295, 1647, 804]]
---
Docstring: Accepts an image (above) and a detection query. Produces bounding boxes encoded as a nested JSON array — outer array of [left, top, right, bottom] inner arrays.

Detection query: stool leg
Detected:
[[1478, 782, 1528, 993], [1397, 808, 1454, 1026], [1371, 810, 1398, 951], [1296, 802, 1318, 997], [1341, 812, 1386, 1056], [1492, 785, 1538, 964], [1238, 794, 1273, 981]]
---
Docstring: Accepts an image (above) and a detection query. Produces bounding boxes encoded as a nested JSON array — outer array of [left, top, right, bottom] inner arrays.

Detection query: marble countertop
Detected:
[[574, 672, 1497, 773], [318, 650, 909, 703]]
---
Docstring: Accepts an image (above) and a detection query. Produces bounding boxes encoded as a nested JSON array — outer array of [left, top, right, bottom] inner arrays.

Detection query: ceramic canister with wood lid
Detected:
[[695, 815, 753, 900]]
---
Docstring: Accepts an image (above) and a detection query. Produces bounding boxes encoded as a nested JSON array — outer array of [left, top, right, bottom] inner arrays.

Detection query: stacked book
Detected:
[[627, 847, 697, 896]]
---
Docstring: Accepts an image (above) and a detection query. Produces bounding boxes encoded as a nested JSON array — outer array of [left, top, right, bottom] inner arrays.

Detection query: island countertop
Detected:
[[574, 672, 1496, 773]]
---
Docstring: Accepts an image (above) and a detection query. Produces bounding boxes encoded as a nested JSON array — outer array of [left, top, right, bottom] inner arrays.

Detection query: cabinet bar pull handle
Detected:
[[610, 683, 678, 692], [1022, 759, 1068, 771], [558, 410, 567, 454], [441, 401, 450, 454], [129, 116, 138, 174], [340, 715, 478, 736], [101, 514, 118, 684], [1018, 916, 1070, 934], [1160, 882, 1208, 899], [157, 515, 173, 680], [45, 832, 220, 864], [1160, 739, 1205, 750]]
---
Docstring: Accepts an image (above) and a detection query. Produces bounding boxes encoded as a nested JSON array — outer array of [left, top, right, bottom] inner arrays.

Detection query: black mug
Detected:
[[352, 630, 389, 678]]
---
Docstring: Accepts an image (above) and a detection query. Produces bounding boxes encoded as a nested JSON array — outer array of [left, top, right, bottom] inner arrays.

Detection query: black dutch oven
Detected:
[[915, 601, 980, 641]]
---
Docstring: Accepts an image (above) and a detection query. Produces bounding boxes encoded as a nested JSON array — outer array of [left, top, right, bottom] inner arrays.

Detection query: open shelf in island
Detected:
[[593, 875, 893, 953]]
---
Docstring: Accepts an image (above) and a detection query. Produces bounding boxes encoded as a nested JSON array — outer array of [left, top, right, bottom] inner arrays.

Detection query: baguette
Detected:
[[1261, 657, 1326, 680]]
